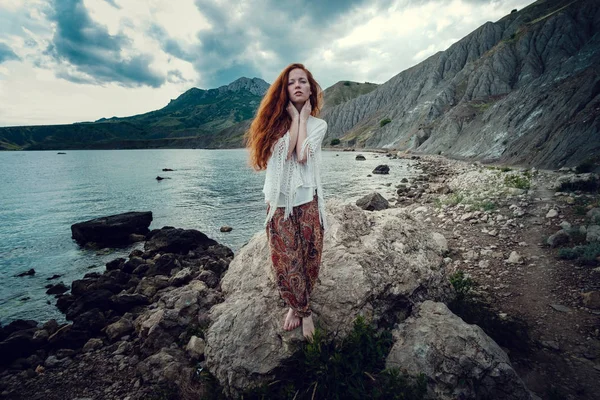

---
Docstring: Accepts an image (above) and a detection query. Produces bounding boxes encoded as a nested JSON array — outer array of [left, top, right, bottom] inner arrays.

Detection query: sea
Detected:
[[0, 149, 420, 325]]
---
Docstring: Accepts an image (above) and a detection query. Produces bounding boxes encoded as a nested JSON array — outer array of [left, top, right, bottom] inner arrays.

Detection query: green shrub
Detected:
[[449, 270, 474, 299], [504, 174, 531, 190], [558, 243, 600, 265], [330, 138, 341, 146], [500, 166, 512, 172], [558, 247, 581, 260], [446, 192, 465, 206], [242, 316, 427, 400], [343, 81, 351, 86], [380, 118, 391, 127]]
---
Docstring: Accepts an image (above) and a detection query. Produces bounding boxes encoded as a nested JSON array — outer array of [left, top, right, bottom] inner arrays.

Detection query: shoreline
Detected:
[[1, 155, 599, 399]]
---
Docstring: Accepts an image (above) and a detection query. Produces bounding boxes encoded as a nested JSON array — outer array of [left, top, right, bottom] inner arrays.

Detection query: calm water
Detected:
[[0, 149, 420, 324]]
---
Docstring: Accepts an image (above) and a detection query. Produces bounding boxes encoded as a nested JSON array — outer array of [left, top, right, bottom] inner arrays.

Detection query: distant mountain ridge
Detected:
[[0, 77, 270, 150], [321, 0, 600, 169]]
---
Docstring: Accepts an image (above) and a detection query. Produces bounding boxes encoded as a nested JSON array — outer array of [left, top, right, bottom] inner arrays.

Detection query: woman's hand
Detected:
[[286, 102, 299, 120], [300, 101, 311, 122]]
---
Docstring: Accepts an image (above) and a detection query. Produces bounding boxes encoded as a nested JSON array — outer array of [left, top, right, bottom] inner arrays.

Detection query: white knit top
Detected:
[[263, 116, 328, 229]]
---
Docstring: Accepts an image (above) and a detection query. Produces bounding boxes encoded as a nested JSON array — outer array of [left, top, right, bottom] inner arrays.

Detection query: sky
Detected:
[[0, 0, 533, 127]]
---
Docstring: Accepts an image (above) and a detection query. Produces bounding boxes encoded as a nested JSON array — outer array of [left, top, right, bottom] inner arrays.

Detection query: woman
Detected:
[[245, 63, 328, 340]]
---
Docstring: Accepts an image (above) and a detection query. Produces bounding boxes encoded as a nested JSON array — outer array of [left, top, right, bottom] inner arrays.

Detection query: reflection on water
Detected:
[[0, 149, 420, 324]]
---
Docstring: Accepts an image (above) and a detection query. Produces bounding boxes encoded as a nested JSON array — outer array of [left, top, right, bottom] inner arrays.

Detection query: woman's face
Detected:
[[287, 68, 311, 106]]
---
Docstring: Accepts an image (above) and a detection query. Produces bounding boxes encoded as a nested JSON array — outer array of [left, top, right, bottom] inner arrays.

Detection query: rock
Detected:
[[198, 270, 220, 288], [82, 338, 104, 353], [110, 293, 150, 313], [431, 233, 448, 255], [45, 282, 69, 295], [15, 269, 35, 277], [105, 317, 134, 341], [559, 221, 572, 230], [220, 226, 233, 232], [355, 154, 366, 160], [436, 185, 452, 194], [507, 251, 523, 264], [586, 225, 600, 243], [169, 268, 193, 287], [65, 289, 114, 320], [137, 348, 186, 384], [186, 336, 206, 360], [508, 188, 526, 195], [581, 291, 600, 309], [71, 212, 152, 247], [46, 274, 62, 280], [553, 173, 599, 192], [587, 208, 600, 223], [546, 230, 570, 247], [541, 340, 560, 351], [162, 168, 174, 171], [144, 227, 221, 255], [372, 164, 390, 174], [386, 301, 532, 400], [355, 192, 389, 211], [72, 308, 106, 333], [156, 176, 165, 180], [205, 201, 452, 396], [550, 304, 572, 313], [546, 209, 559, 218]]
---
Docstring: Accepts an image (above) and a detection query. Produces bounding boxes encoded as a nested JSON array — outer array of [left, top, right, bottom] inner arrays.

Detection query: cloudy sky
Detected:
[[0, 0, 533, 127]]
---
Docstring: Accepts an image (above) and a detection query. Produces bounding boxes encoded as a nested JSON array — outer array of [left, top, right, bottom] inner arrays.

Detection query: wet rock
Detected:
[[71, 211, 152, 247], [372, 164, 390, 174], [45, 282, 69, 295], [144, 227, 219, 255], [15, 269, 35, 277]]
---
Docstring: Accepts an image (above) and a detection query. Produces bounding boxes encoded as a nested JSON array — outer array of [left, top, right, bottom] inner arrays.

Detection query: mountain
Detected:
[[321, 81, 379, 113], [0, 77, 269, 150], [321, 0, 600, 169]]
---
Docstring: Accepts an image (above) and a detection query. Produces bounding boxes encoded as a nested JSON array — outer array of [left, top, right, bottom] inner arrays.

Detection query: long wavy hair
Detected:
[[245, 63, 323, 171]]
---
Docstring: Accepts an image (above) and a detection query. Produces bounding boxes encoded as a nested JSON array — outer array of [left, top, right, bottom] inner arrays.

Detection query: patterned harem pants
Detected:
[[266, 195, 324, 318]]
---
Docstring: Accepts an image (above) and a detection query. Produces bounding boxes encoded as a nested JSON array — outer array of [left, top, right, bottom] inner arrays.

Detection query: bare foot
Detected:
[[302, 315, 315, 341], [283, 308, 301, 331]]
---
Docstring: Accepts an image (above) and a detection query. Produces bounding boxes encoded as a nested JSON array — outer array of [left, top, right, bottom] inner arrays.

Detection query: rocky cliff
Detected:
[[322, 0, 600, 169]]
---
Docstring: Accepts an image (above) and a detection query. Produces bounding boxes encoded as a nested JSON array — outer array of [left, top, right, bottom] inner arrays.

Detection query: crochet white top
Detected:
[[263, 116, 328, 229]]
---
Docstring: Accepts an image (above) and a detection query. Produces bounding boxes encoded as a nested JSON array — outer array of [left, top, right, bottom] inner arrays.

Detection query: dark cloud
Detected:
[[103, 0, 121, 9], [148, 24, 195, 62], [0, 43, 19, 64], [46, 0, 164, 87]]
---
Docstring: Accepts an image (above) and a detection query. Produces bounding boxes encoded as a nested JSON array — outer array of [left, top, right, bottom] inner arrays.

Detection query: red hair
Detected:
[[245, 63, 323, 170]]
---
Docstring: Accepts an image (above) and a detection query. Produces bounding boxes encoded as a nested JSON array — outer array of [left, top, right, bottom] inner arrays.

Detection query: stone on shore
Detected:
[[355, 192, 390, 211], [71, 211, 153, 247]]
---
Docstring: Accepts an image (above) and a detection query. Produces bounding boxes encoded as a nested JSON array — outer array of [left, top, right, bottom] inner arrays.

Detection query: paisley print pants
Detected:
[[266, 195, 324, 318]]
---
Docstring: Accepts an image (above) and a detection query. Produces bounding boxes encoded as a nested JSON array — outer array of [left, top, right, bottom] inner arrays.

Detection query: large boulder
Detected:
[[204, 200, 452, 396], [387, 301, 532, 400], [71, 211, 152, 247]]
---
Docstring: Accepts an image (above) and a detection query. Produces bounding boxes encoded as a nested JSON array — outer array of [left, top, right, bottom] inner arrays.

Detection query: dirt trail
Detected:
[[401, 156, 600, 399]]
